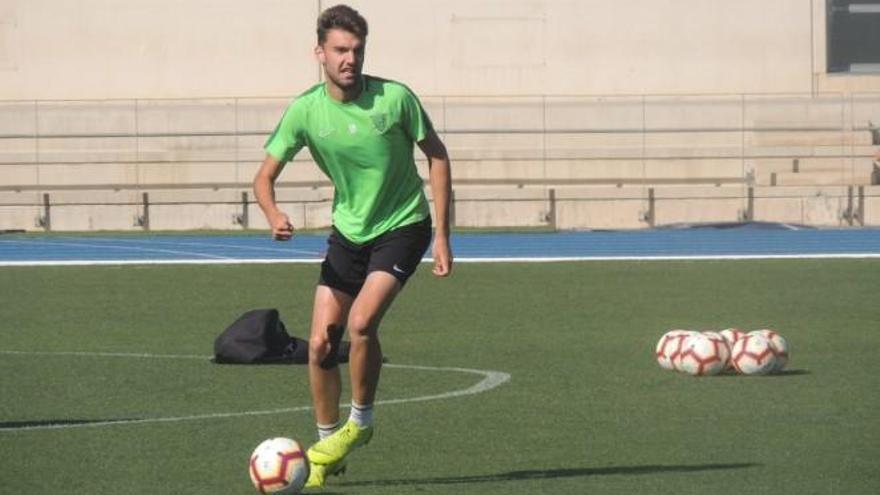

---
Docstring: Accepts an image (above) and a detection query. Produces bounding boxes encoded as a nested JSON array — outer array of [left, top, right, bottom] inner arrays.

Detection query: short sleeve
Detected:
[[264, 101, 306, 163], [399, 86, 434, 143]]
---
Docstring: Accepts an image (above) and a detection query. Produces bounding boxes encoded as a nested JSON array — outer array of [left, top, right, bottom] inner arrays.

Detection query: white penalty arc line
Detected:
[[0, 350, 511, 433]]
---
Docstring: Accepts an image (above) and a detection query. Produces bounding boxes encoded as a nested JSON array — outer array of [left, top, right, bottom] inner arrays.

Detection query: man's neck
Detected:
[[326, 77, 364, 103]]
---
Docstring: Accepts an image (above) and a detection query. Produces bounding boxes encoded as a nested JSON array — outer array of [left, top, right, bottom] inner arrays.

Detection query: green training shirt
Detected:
[[265, 75, 433, 244]]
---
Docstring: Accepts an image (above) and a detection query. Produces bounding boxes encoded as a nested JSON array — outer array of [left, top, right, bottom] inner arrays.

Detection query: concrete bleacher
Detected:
[[1, 95, 879, 231], [751, 157, 876, 186]]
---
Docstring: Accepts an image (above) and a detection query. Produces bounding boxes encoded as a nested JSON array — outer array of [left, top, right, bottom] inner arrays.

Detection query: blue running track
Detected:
[[1, 226, 879, 266]]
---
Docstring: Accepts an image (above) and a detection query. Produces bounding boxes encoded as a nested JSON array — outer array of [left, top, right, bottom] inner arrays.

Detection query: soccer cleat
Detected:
[[304, 458, 347, 489], [307, 421, 374, 466]]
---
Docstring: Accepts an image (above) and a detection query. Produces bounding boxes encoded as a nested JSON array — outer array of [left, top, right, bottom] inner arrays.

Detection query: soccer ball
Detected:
[[730, 334, 777, 375], [655, 330, 697, 371], [750, 329, 789, 372], [249, 437, 309, 494], [701, 331, 732, 369], [719, 328, 745, 348], [677, 333, 729, 376], [717, 328, 744, 370]]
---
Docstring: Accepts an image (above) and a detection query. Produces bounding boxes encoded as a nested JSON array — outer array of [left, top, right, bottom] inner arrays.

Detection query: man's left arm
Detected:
[[418, 129, 453, 277]]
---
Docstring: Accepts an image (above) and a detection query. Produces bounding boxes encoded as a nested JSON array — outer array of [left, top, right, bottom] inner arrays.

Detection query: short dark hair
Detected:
[[317, 4, 368, 44]]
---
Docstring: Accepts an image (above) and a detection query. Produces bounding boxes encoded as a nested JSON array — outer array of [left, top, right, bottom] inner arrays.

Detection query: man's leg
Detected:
[[347, 271, 401, 408], [308, 285, 353, 435], [307, 271, 401, 466], [305, 284, 354, 488]]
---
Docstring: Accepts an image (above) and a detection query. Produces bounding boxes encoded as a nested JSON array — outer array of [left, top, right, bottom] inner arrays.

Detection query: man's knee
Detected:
[[347, 312, 379, 340], [311, 324, 344, 370]]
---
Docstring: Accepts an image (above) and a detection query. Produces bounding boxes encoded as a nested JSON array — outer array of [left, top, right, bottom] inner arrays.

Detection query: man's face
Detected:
[[316, 28, 366, 91]]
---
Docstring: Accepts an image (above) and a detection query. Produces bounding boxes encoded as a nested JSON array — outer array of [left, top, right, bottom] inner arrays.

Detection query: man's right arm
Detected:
[[253, 154, 294, 241]]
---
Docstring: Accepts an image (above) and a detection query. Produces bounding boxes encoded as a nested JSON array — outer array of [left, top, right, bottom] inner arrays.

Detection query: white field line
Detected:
[[0, 259, 321, 266], [0, 239, 232, 260], [450, 254, 880, 262], [0, 350, 511, 433], [2, 253, 880, 267], [57, 237, 323, 257]]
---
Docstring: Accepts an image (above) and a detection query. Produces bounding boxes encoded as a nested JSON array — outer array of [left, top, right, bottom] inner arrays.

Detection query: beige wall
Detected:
[[2, 0, 877, 100], [0, 0, 318, 100]]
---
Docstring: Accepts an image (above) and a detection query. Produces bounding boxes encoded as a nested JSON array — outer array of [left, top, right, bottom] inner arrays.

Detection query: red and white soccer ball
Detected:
[[701, 331, 732, 369], [718, 328, 745, 370], [749, 329, 789, 372], [730, 334, 777, 375], [249, 437, 309, 494], [655, 330, 697, 371], [719, 328, 745, 349], [676, 333, 729, 376]]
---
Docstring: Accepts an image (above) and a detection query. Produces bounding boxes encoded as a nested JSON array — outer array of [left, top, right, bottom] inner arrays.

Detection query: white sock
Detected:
[[317, 421, 340, 440], [348, 401, 374, 428]]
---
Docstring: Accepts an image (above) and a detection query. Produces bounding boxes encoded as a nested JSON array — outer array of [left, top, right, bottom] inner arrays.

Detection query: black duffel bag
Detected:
[[213, 308, 349, 365]]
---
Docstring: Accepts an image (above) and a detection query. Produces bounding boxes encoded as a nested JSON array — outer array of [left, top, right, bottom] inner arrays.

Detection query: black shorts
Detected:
[[319, 217, 432, 297]]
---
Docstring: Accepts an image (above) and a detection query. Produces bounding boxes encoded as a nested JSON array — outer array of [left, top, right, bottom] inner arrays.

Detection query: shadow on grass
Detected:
[[711, 368, 810, 378], [0, 419, 139, 430], [775, 369, 810, 376], [339, 462, 759, 487]]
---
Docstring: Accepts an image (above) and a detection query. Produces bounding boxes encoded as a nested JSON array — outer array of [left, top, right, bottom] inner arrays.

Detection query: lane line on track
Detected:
[[0, 239, 233, 260], [2, 252, 880, 267], [56, 237, 323, 256]]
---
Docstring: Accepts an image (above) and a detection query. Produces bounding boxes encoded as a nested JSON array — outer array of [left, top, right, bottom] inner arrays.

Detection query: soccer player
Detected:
[[253, 4, 453, 488]]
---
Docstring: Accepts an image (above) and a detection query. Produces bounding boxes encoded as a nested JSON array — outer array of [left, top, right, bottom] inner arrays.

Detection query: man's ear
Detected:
[[314, 44, 325, 64]]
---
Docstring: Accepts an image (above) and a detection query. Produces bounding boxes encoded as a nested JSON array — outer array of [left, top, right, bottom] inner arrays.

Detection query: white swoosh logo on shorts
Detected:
[[392, 264, 406, 274]]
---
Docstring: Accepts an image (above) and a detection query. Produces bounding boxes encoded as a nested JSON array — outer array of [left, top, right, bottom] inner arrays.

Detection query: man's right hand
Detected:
[[270, 212, 294, 241]]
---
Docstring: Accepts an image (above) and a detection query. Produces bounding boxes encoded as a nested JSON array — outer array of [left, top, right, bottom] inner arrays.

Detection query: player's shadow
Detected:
[[0, 419, 139, 430], [339, 462, 759, 487], [714, 368, 810, 378]]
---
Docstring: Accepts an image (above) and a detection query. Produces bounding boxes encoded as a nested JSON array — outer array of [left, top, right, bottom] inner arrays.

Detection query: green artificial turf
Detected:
[[1, 260, 877, 494]]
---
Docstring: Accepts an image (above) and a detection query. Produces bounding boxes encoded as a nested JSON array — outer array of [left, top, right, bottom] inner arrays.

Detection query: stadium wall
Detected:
[[1, 0, 878, 100], [1, 1, 879, 232]]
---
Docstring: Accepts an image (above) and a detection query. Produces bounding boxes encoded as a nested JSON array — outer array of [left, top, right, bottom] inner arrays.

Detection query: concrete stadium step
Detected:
[[443, 158, 749, 186], [768, 170, 875, 187], [746, 129, 874, 147], [742, 144, 879, 158], [752, 157, 877, 186], [752, 157, 876, 172]]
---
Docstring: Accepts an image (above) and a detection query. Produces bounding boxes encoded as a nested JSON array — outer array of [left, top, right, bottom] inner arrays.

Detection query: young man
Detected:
[[253, 4, 453, 489]]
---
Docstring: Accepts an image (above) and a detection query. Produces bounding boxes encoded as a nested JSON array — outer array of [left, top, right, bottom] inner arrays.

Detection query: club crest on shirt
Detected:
[[370, 113, 388, 133], [348, 123, 358, 134]]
